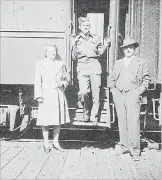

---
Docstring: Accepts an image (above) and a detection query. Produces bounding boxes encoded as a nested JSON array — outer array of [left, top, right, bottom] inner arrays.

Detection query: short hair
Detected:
[[78, 17, 90, 26]]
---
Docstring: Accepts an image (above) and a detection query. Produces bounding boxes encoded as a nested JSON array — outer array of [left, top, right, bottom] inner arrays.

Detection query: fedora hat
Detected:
[[120, 37, 139, 48]]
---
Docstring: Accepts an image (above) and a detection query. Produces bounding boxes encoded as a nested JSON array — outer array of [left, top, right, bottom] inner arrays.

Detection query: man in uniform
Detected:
[[109, 37, 150, 160], [71, 17, 110, 124]]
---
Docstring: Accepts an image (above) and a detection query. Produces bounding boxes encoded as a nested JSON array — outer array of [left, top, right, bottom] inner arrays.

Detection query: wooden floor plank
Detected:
[[36, 149, 69, 179], [123, 154, 141, 180], [143, 149, 162, 178], [1, 140, 42, 148], [0, 140, 161, 180], [95, 148, 115, 179], [124, 153, 152, 180], [16, 146, 52, 180], [77, 147, 98, 179], [141, 150, 161, 180], [1, 146, 40, 179], [147, 148, 161, 163], [0, 146, 10, 155], [125, 149, 160, 180], [108, 149, 135, 180], [59, 149, 80, 179], [1, 146, 24, 169]]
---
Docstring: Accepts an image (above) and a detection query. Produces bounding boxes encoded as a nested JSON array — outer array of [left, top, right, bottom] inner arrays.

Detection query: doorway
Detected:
[[70, 0, 129, 126], [73, 0, 110, 88]]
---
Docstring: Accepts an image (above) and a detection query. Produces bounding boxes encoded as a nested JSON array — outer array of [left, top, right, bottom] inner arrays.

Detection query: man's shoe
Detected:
[[115, 145, 130, 155], [92, 121, 98, 126], [83, 110, 89, 121], [132, 156, 140, 161], [90, 115, 98, 124]]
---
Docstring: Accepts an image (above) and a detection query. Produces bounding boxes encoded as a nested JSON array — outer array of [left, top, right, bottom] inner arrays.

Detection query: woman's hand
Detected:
[[57, 81, 65, 91]]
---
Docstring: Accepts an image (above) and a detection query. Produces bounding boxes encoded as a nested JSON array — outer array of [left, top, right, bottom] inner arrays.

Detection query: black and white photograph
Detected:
[[0, 0, 161, 179]]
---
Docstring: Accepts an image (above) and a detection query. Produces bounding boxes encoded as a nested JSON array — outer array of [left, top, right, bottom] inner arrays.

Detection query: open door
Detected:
[[70, 0, 113, 127]]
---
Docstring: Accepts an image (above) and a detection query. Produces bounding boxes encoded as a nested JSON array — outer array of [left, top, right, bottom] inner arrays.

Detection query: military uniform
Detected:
[[72, 32, 107, 121]]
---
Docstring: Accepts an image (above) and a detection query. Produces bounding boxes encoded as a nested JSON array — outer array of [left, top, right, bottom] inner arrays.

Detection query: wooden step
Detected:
[[31, 124, 118, 142], [72, 121, 110, 127], [74, 109, 109, 121]]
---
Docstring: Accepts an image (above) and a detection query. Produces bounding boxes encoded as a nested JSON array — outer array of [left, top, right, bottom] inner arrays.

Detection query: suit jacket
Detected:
[[108, 57, 151, 94]]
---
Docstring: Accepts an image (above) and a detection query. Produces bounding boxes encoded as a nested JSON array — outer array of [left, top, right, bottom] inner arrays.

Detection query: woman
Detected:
[[34, 45, 70, 153]]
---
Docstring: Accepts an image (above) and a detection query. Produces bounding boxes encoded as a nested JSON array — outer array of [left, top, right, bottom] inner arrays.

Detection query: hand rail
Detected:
[[152, 98, 160, 121], [110, 103, 115, 123]]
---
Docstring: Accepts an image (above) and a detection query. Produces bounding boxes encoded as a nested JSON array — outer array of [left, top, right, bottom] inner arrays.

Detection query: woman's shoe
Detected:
[[132, 155, 140, 161], [52, 142, 61, 150], [43, 145, 51, 153]]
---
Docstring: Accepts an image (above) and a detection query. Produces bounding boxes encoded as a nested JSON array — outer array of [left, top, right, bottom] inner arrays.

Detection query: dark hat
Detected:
[[120, 37, 139, 48]]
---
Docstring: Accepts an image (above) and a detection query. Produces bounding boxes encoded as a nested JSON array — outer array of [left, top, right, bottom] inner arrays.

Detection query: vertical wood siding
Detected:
[[0, 0, 72, 84]]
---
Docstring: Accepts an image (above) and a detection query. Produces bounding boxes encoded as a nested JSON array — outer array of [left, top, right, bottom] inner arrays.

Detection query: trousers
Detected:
[[111, 88, 141, 156], [77, 61, 101, 118]]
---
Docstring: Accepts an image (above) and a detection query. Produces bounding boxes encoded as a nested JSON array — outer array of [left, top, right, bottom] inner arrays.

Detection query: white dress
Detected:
[[34, 59, 70, 126]]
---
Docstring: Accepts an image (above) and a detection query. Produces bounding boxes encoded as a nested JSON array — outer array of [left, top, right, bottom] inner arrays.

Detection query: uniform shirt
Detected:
[[72, 32, 106, 64]]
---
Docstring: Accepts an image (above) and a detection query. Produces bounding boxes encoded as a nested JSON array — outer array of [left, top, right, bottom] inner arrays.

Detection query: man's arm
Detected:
[[98, 37, 111, 56], [138, 59, 151, 94], [34, 62, 43, 101], [108, 63, 117, 89]]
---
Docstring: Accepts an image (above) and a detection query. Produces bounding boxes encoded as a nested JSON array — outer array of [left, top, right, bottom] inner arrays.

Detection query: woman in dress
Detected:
[[34, 45, 70, 152]]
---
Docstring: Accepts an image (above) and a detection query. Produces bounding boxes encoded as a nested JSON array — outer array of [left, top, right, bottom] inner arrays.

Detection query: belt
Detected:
[[78, 57, 98, 64], [78, 56, 98, 60]]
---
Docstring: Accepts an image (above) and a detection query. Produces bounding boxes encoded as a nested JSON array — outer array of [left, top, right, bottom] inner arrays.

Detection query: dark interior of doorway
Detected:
[[73, 0, 129, 87], [73, 0, 110, 88], [74, 0, 129, 40], [74, 0, 110, 38]]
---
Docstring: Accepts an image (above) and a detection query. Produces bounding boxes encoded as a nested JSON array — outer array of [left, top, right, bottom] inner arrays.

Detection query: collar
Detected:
[[78, 32, 93, 39]]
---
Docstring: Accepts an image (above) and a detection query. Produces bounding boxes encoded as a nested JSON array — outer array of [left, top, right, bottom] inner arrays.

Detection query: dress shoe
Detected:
[[83, 110, 89, 121], [92, 121, 98, 126], [132, 156, 140, 161], [90, 115, 98, 125], [115, 145, 130, 155], [43, 145, 51, 153]]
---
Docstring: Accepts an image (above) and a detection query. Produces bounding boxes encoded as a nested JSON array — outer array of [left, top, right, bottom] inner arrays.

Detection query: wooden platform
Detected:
[[0, 140, 161, 180]]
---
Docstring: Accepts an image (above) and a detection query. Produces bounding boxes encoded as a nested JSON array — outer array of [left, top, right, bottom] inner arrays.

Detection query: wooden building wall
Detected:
[[127, 0, 160, 82], [0, 0, 72, 84]]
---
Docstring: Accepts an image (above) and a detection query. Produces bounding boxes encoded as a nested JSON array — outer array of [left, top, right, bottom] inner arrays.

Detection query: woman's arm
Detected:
[[34, 62, 43, 100], [57, 63, 70, 91]]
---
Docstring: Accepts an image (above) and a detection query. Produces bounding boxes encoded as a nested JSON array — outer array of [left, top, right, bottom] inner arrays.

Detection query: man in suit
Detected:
[[109, 37, 150, 160], [71, 17, 110, 124]]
